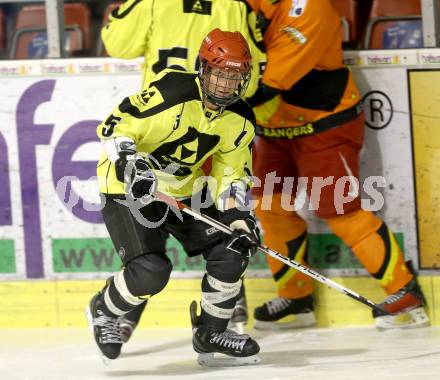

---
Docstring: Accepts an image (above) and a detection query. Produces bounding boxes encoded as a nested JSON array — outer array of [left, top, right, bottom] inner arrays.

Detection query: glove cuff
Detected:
[[115, 155, 153, 183], [222, 208, 250, 226], [115, 157, 127, 182]]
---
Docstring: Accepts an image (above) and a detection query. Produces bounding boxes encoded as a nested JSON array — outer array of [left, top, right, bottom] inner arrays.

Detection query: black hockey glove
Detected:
[[129, 157, 157, 199], [222, 208, 261, 257], [121, 156, 157, 200]]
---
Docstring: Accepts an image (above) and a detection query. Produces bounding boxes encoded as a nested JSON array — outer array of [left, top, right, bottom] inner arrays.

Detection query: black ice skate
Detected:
[[373, 276, 430, 330], [119, 318, 136, 344], [85, 292, 123, 364], [190, 301, 260, 367], [254, 294, 316, 330], [119, 300, 148, 343]]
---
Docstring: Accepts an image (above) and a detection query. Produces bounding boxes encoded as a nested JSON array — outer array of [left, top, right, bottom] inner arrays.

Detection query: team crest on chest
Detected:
[[150, 127, 219, 176]]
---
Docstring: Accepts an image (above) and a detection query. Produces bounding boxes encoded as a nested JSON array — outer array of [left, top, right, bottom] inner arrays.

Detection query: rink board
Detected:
[[0, 53, 440, 328], [0, 276, 438, 328], [1, 54, 440, 281], [408, 70, 440, 268]]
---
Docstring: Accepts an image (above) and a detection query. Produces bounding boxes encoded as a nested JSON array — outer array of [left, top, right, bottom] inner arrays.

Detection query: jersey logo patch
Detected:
[[183, 0, 212, 15], [141, 90, 156, 103], [281, 26, 307, 45], [150, 127, 219, 176], [289, 0, 307, 18]]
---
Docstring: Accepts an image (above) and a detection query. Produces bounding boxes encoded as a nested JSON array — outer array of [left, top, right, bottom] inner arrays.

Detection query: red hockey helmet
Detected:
[[198, 28, 252, 107]]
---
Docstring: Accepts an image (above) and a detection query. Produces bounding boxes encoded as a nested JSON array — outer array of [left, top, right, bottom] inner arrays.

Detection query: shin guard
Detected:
[[255, 193, 314, 299], [327, 210, 413, 294]]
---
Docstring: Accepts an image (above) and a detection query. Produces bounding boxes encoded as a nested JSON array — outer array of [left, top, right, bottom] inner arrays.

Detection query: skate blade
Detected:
[[375, 307, 430, 330], [84, 306, 113, 366], [197, 352, 261, 367], [254, 312, 316, 331]]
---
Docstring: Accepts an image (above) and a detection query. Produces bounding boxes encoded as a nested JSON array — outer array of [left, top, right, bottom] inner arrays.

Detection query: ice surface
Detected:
[[1, 326, 439, 380]]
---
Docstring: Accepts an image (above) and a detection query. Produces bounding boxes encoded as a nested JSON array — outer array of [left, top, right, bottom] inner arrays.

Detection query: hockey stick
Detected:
[[153, 191, 388, 315]]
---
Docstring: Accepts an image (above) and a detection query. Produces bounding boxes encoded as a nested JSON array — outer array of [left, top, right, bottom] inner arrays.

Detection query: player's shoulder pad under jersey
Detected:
[[118, 70, 201, 118], [226, 99, 257, 129], [110, 0, 145, 20]]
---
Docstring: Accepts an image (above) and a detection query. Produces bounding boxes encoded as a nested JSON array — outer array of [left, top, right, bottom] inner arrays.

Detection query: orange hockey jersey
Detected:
[[247, 0, 361, 138]]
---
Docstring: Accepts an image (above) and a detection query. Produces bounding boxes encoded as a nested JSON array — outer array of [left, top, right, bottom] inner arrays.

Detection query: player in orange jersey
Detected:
[[245, 0, 429, 330]]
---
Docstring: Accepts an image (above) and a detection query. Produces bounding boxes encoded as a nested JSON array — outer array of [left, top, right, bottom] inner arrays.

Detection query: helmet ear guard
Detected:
[[198, 28, 252, 107]]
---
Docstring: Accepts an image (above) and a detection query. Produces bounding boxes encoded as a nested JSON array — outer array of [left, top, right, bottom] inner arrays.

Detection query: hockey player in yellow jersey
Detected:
[[101, 0, 265, 340], [86, 29, 261, 366], [101, 0, 264, 92]]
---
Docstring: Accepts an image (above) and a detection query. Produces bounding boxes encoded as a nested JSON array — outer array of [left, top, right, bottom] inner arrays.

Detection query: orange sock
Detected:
[[255, 193, 314, 299], [326, 210, 413, 294]]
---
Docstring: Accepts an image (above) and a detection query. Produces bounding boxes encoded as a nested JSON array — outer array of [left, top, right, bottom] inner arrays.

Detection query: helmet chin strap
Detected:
[[204, 99, 220, 111], [203, 96, 225, 112]]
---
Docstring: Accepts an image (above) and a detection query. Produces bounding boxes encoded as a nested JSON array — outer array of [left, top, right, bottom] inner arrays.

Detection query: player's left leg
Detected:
[[169, 191, 250, 333], [228, 278, 248, 333], [174, 200, 259, 366], [252, 137, 316, 330], [191, 241, 260, 366], [253, 193, 316, 330]]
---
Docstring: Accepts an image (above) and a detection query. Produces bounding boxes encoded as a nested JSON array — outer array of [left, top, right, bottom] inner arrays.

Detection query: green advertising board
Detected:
[[49, 234, 404, 273], [0, 240, 16, 273]]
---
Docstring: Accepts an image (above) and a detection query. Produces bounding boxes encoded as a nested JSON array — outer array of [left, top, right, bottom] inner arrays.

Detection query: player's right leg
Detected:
[[254, 194, 316, 329], [86, 196, 170, 362], [102, 275, 148, 343]]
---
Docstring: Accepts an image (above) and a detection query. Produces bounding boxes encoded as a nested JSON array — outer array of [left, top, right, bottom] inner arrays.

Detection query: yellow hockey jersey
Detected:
[[97, 69, 255, 204], [101, 0, 265, 93]]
